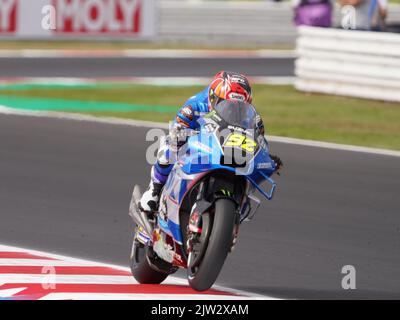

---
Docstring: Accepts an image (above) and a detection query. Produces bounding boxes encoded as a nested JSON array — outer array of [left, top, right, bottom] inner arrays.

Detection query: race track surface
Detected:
[[0, 114, 399, 299], [0, 57, 294, 78]]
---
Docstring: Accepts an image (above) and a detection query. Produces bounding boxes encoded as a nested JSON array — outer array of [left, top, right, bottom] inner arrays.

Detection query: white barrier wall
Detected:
[[158, 1, 297, 45], [158, 1, 400, 45], [295, 26, 400, 102], [0, 0, 156, 39]]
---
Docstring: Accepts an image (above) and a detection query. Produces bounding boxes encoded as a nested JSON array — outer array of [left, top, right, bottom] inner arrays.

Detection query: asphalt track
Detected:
[[0, 57, 294, 78], [0, 113, 399, 299]]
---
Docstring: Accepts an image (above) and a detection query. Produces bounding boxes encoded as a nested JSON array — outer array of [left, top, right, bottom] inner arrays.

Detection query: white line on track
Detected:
[[0, 259, 100, 267], [1, 105, 399, 157], [0, 287, 26, 298], [0, 275, 137, 285], [267, 136, 400, 157]]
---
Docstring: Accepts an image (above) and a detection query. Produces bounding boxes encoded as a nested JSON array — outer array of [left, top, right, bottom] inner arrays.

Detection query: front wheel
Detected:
[[187, 198, 237, 291]]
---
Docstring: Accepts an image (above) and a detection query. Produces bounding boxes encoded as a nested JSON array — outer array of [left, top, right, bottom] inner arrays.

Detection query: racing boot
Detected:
[[138, 179, 163, 219]]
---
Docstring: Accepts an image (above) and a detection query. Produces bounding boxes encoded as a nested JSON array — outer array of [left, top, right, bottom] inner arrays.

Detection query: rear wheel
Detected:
[[130, 236, 168, 284], [187, 199, 237, 291]]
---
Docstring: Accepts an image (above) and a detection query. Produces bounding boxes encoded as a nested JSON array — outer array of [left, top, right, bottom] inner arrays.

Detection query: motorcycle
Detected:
[[128, 100, 278, 291]]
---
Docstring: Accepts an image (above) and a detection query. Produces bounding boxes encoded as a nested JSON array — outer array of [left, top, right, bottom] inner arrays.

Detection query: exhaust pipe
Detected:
[[128, 185, 153, 238]]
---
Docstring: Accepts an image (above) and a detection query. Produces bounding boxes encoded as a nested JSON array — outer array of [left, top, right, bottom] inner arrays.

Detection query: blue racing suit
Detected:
[[151, 87, 210, 185]]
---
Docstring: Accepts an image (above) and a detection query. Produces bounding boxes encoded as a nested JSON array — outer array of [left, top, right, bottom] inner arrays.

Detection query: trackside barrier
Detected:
[[295, 26, 400, 102], [158, 1, 297, 44], [158, 1, 400, 45]]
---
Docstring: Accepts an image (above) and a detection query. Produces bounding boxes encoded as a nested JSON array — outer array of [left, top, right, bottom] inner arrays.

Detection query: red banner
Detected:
[[0, 0, 18, 33], [53, 0, 142, 34]]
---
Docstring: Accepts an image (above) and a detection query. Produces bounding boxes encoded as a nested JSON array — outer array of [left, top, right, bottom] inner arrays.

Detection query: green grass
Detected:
[[1, 84, 399, 150]]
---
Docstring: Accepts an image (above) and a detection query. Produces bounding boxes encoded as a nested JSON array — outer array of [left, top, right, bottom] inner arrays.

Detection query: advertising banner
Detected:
[[0, 0, 156, 39]]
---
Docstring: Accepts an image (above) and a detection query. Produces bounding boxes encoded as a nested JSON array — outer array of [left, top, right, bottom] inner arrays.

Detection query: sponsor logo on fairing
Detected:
[[257, 162, 272, 169]]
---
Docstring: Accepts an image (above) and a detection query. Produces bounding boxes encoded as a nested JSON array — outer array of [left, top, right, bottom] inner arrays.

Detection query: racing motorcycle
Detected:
[[128, 100, 278, 291]]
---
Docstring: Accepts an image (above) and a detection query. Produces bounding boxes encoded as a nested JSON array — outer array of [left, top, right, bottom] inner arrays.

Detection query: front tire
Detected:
[[188, 199, 237, 291]]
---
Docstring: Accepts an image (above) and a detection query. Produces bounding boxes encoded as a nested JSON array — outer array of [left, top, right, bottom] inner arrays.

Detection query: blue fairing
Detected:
[[158, 217, 184, 244], [179, 119, 276, 200]]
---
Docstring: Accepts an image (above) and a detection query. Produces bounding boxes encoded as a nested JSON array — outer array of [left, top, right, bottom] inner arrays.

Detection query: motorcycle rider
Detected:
[[139, 71, 283, 215]]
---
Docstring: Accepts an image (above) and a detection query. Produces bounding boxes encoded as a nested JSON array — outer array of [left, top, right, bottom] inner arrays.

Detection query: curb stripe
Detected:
[[0, 252, 58, 260], [0, 244, 273, 299], [0, 283, 235, 296], [0, 266, 131, 276], [38, 293, 254, 300], [0, 259, 103, 267]]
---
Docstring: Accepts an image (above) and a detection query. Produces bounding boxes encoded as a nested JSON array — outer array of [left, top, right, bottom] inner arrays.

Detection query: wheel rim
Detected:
[[188, 213, 212, 277]]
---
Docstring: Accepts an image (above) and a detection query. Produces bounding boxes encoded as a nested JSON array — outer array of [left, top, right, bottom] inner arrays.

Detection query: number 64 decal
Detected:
[[224, 133, 257, 153]]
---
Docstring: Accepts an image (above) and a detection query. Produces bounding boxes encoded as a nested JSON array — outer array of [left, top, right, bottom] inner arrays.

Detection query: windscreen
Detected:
[[214, 100, 258, 130]]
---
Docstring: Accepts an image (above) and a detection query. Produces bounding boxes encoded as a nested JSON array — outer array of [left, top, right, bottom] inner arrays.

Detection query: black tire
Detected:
[[188, 199, 236, 291], [130, 239, 168, 284]]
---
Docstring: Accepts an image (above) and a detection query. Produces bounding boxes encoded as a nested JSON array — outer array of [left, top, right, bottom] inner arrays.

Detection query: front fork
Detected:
[[187, 181, 241, 256], [187, 181, 209, 257]]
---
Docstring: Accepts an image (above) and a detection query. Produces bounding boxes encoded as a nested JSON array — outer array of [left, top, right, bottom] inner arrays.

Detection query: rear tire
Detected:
[[130, 239, 168, 284], [188, 199, 236, 291]]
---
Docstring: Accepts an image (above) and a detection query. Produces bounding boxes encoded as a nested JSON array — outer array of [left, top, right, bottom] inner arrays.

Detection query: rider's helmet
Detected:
[[208, 71, 253, 111]]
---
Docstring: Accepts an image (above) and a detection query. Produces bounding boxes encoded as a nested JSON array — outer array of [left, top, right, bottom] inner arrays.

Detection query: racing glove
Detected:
[[169, 123, 198, 151], [270, 154, 283, 175], [169, 123, 188, 149]]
